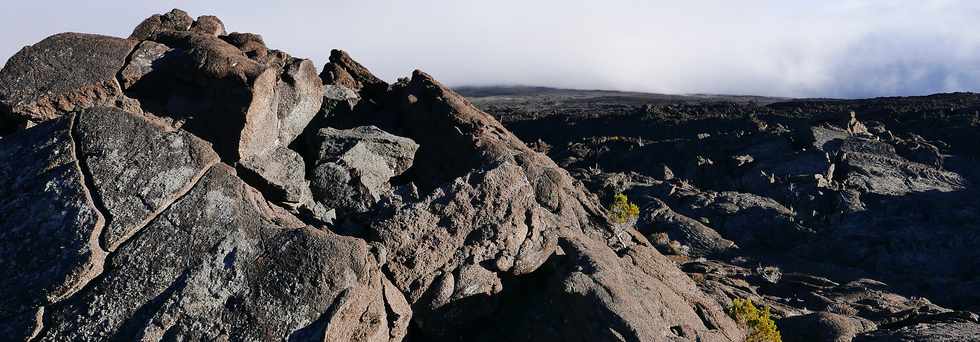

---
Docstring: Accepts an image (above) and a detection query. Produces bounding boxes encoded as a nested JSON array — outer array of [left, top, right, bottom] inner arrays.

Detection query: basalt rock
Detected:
[[307, 126, 419, 216], [308, 65, 745, 340], [0, 105, 404, 341]]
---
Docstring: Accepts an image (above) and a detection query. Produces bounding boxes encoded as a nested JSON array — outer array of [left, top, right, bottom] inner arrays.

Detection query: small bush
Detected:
[[726, 298, 782, 342], [608, 193, 639, 225]]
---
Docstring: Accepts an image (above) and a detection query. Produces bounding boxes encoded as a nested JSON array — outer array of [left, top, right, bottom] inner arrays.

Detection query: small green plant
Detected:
[[607, 193, 640, 246], [726, 298, 781, 342], [608, 193, 639, 225]]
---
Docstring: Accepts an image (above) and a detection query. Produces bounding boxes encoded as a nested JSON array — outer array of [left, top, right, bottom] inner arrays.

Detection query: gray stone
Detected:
[[75, 107, 219, 252], [311, 126, 419, 175], [118, 40, 173, 90], [38, 165, 394, 341], [484, 233, 745, 342], [275, 58, 325, 145], [640, 198, 736, 257], [238, 145, 311, 205]]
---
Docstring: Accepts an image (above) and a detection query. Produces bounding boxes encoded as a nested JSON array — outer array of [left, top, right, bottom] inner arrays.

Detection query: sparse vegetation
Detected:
[[726, 298, 782, 342], [608, 193, 639, 225], [607, 193, 640, 245]]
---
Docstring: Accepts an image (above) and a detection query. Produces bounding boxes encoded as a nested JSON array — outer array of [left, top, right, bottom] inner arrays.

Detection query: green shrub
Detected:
[[608, 193, 639, 225], [726, 298, 782, 342]]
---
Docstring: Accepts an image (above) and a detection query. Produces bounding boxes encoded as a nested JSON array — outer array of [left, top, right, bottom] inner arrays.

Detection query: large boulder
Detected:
[[313, 65, 743, 340], [0, 33, 139, 131], [307, 126, 419, 216], [38, 164, 394, 341], [120, 13, 324, 163], [0, 106, 406, 341], [73, 108, 220, 252]]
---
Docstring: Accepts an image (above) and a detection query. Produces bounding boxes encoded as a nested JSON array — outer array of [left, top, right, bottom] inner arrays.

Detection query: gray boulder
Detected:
[[311, 126, 419, 175], [119, 14, 325, 164], [39, 164, 395, 341], [73, 107, 219, 252], [351, 70, 744, 340], [308, 126, 419, 216]]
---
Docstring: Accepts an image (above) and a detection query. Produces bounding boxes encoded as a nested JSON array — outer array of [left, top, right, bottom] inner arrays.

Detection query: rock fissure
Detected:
[[69, 112, 113, 254]]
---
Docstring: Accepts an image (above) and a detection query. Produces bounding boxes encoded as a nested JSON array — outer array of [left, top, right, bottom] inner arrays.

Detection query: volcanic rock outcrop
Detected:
[[0, 9, 752, 342]]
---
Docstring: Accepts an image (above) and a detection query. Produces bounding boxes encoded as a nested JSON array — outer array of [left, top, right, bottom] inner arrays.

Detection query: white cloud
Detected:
[[1, 0, 978, 98]]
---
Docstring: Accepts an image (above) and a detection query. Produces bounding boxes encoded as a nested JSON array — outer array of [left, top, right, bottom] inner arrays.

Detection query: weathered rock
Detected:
[[640, 198, 736, 257], [483, 233, 744, 342], [130, 9, 194, 40], [778, 312, 876, 342], [319, 69, 746, 341], [122, 19, 324, 165], [311, 126, 419, 175], [663, 183, 815, 249], [276, 58, 326, 145], [811, 125, 967, 196], [305, 126, 419, 216], [117, 40, 173, 90], [321, 49, 388, 97], [0, 33, 139, 127], [74, 107, 219, 252], [189, 15, 226, 36], [238, 145, 311, 206], [38, 165, 393, 341]]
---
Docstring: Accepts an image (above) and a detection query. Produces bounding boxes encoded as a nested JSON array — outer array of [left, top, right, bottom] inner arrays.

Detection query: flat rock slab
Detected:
[[74, 107, 219, 251], [38, 164, 393, 341], [0, 33, 138, 125]]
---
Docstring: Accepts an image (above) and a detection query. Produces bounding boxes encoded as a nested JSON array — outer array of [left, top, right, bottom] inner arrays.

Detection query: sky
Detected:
[[1, 1, 978, 98]]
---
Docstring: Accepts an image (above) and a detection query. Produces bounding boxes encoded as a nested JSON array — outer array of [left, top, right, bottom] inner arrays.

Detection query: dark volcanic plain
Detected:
[[463, 86, 980, 339]]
